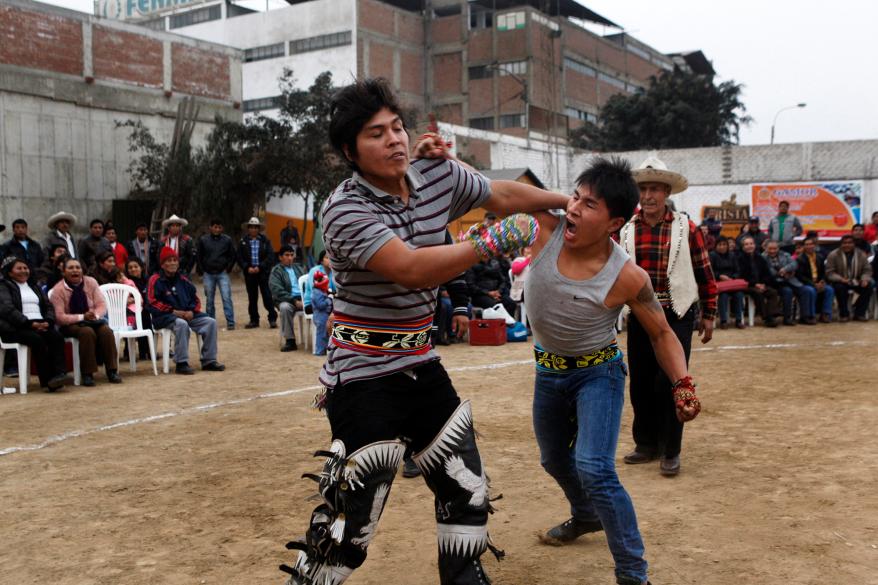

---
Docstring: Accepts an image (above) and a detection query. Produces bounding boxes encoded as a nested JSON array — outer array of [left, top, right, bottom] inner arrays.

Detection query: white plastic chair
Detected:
[[99, 283, 158, 376], [293, 273, 316, 351], [156, 327, 203, 374], [46, 288, 82, 386], [0, 337, 29, 394], [743, 295, 756, 326]]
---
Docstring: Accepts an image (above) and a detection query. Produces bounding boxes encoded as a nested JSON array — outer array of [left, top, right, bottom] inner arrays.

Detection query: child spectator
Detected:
[[311, 270, 333, 356]]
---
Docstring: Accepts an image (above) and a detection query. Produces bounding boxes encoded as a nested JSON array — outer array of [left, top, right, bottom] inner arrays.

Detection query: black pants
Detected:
[[831, 282, 872, 318], [746, 286, 780, 321], [244, 272, 277, 325], [471, 292, 517, 319], [4, 326, 67, 387], [626, 306, 694, 458]]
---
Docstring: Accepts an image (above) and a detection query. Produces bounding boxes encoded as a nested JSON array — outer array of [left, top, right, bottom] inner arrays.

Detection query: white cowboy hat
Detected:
[[631, 156, 689, 194], [47, 211, 77, 229], [162, 214, 189, 229], [242, 216, 265, 230]]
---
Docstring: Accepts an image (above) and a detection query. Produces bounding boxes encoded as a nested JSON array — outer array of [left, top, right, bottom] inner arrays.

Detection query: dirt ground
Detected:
[[1, 279, 876, 585]]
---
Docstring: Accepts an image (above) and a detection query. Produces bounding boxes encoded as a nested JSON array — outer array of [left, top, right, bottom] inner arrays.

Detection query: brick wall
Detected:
[[171, 43, 230, 100], [433, 52, 462, 95], [496, 29, 527, 60], [368, 41, 395, 82], [565, 70, 598, 104], [0, 5, 82, 76], [358, 0, 395, 37], [396, 9, 423, 45], [93, 26, 163, 88], [399, 50, 423, 94], [431, 14, 461, 44], [467, 29, 493, 62]]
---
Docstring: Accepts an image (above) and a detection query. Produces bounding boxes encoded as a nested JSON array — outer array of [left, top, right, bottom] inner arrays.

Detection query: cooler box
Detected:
[[469, 319, 507, 346]]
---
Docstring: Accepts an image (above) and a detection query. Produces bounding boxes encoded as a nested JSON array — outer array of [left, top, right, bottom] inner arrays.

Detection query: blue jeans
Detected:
[[776, 285, 794, 320], [718, 291, 744, 323], [203, 272, 235, 327], [533, 359, 647, 583], [796, 285, 817, 319], [799, 284, 833, 319]]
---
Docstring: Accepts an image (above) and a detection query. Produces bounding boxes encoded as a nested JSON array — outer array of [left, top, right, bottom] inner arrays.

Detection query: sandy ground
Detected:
[[1, 279, 876, 585]]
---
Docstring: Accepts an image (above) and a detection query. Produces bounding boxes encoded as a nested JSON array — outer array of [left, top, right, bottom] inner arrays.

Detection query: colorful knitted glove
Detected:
[[672, 376, 701, 422], [461, 214, 540, 261]]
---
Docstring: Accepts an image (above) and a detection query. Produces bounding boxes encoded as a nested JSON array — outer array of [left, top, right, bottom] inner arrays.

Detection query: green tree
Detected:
[[571, 69, 751, 151]]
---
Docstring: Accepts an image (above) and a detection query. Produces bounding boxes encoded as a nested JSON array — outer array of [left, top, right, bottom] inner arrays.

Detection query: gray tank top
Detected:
[[525, 217, 629, 355]]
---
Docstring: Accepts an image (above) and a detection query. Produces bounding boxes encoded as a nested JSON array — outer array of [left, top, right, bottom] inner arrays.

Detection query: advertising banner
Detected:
[[750, 181, 862, 237], [96, 0, 209, 21]]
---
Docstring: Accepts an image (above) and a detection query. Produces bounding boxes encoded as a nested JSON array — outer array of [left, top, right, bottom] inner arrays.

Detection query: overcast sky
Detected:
[[41, 0, 877, 146]]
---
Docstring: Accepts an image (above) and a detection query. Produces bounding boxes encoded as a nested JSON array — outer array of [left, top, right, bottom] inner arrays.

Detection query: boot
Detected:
[[540, 517, 603, 545]]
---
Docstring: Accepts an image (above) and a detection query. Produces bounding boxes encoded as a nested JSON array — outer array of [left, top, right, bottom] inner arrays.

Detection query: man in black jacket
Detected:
[[197, 219, 237, 330], [127, 223, 161, 275], [3, 219, 45, 276], [466, 256, 516, 316], [77, 218, 111, 271], [238, 217, 277, 328], [737, 235, 779, 327], [795, 236, 835, 323]]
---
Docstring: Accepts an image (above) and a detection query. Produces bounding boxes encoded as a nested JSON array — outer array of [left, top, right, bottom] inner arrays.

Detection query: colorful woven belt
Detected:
[[331, 313, 433, 356], [534, 342, 621, 373]]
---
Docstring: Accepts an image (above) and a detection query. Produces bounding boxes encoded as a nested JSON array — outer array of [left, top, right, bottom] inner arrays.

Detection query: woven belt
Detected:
[[331, 313, 433, 356], [534, 342, 621, 373]]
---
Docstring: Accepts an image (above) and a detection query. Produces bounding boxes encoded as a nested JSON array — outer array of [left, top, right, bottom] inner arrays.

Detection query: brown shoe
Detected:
[[623, 449, 657, 464], [735, 320, 746, 329], [660, 455, 680, 476]]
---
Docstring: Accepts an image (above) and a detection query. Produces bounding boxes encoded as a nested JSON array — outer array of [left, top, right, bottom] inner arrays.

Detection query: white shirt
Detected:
[[17, 282, 43, 320], [168, 236, 179, 251], [58, 230, 76, 258]]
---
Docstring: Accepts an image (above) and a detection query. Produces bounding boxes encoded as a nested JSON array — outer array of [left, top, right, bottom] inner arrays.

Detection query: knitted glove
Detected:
[[672, 376, 701, 422], [461, 214, 540, 261]]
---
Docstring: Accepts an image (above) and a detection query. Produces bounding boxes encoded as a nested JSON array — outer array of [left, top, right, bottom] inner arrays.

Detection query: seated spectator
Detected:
[[699, 224, 716, 252], [90, 250, 117, 285], [763, 240, 808, 326], [104, 224, 128, 268], [709, 237, 745, 329], [826, 235, 873, 321], [795, 237, 835, 323], [304, 251, 336, 315], [125, 257, 152, 360], [791, 240, 804, 260], [0, 257, 68, 391], [35, 244, 68, 290], [467, 256, 516, 317], [50, 257, 122, 386], [269, 245, 305, 352], [864, 211, 878, 244], [311, 270, 333, 356], [78, 218, 111, 272], [148, 248, 225, 375], [3, 219, 45, 275], [738, 235, 780, 327], [851, 223, 872, 254]]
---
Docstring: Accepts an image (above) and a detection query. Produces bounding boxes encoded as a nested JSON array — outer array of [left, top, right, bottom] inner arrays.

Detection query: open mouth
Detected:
[[565, 220, 578, 239]]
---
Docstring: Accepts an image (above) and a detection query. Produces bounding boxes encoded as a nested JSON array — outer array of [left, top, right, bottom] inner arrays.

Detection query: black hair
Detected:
[[872, 211, 878, 219], [104, 224, 116, 233], [329, 77, 405, 171], [278, 245, 296, 255], [840, 234, 854, 242], [135, 222, 149, 230], [715, 236, 729, 245], [210, 218, 223, 226], [12, 218, 27, 228], [1, 255, 27, 276], [806, 230, 819, 239], [852, 223, 864, 230], [484, 212, 497, 220], [96, 250, 114, 265], [49, 243, 68, 255], [575, 156, 640, 221], [125, 256, 145, 274], [90, 218, 105, 228], [318, 250, 328, 263], [778, 200, 790, 207]]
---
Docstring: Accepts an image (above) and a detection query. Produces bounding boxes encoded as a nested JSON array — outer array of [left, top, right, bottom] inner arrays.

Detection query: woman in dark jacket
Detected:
[[738, 235, 780, 327], [708, 237, 745, 329], [0, 257, 68, 391]]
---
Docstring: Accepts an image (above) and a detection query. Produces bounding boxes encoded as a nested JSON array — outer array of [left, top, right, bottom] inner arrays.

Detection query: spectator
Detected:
[[104, 224, 128, 268], [699, 223, 716, 252], [196, 219, 237, 331], [310, 270, 333, 356], [483, 211, 498, 227], [736, 216, 768, 250], [160, 215, 195, 275], [128, 222, 161, 275], [268, 245, 305, 352], [50, 257, 122, 386], [727, 236, 739, 257], [89, 250, 117, 285], [763, 240, 807, 326], [304, 251, 336, 314], [737, 235, 780, 327], [0, 257, 68, 391], [863, 211, 878, 244], [768, 201, 803, 253], [805, 230, 826, 256], [825, 234, 873, 321], [709, 237, 745, 329], [124, 257, 152, 360], [35, 245, 68, 290], [466, 257, 516, 317], [43, 211, 78, 259], [703, 209, 723, 238], [795, 237, 835, 323], [4, 219, 45, 275], [148, 247, 225, 375], [77, 218, 111, 272], [791, 240, 804, 260], [851, 223, 872, 254], [279, 219, 302, 258], [238, 217, 277, 329]]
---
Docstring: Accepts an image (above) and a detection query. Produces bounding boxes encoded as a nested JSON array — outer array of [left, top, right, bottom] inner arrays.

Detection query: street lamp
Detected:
[[770, 103, 806, 144]]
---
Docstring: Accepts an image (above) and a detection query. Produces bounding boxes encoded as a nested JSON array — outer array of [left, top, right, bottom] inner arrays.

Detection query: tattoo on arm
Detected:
[[635, 281, 663, 313]]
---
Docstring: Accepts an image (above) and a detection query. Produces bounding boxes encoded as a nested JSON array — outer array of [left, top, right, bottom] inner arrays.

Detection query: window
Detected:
[[244, 43, 285, 63], [469, 8, 493, 29], [434, 5, 461, 17], [243, 96, 280, 113], [468, 66, 492, 80], [565, 107, 596, 123], [289, 31, 352, 55], [469, 117, 495, 131], [169, 4, 221, 29], [499, 114, 525, 128], [654, 57, 674, 71], [139, 17, 165, 31], [497, 60, 526, 76], [496, 11, 525, 31], [627, 44, 651, 61], [531, 12, 559, 32], [598, 72, 626, 90], [564, 57, 595, 77]]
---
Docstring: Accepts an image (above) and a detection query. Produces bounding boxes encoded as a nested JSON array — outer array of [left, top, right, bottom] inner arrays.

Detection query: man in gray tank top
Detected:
[[525, 157, 702, 585]]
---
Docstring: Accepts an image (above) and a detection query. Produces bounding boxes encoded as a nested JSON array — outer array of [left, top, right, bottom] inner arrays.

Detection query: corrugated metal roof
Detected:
[[480, 167, 546, 189]]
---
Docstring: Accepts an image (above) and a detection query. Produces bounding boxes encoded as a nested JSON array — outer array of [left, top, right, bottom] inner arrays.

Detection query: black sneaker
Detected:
[[281, 339, 297, 352], [202, 361, 226, 372], [82, 374, 96, 387], [107, 370, 123, 384], [402, 458, 422, 478], [176, 362, 196, 375], [269, 321, 278, 329], [46, 374, 67, 392], [227, 324, 236, 331], [540, 517, 603, 545]]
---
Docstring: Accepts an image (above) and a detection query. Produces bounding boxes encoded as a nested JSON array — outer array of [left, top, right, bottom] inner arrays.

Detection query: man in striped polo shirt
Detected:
[[279, 78, 568, 585]]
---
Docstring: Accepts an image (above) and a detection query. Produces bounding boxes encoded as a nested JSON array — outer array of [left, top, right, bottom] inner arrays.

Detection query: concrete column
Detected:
[[163, 41, 172, 93], [82, 22, 93, 78]]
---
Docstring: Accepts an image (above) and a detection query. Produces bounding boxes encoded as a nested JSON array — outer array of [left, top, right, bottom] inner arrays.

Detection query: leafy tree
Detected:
[[571, 68, 751, 151]]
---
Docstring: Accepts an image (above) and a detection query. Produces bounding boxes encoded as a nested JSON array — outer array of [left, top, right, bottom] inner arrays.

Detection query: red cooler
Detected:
[[468, 319, 507, 346]]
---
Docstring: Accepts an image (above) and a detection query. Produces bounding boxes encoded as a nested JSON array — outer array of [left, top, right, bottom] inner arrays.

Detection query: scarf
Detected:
[[68, 281, 89, 315]]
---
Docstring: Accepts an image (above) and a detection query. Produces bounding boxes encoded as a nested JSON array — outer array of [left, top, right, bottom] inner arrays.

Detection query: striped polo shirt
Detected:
[[319, 157, 492, 388]]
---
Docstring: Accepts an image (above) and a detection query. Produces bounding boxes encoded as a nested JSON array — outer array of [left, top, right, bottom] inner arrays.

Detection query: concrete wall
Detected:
[[0, 0, 243, 240]]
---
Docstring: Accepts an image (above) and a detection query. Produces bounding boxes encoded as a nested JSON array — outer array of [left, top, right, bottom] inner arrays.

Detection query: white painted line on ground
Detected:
[[0, 339, 864, 457]]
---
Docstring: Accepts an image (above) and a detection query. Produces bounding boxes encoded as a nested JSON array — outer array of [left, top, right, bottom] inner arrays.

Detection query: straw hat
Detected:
[[162, 214, 189, 229], [242, 217, 265, 230], [631, 156, 689, 194], [47, 211, 77, 230]]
